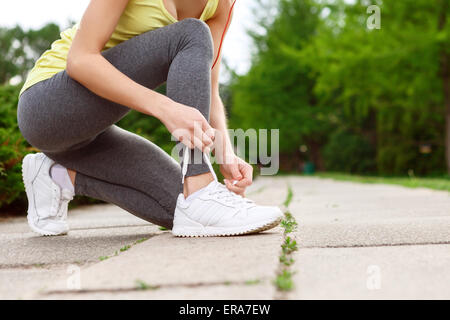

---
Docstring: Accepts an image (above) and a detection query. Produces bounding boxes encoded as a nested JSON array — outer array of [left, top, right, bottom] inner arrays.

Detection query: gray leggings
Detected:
[[17, 18, 215, 229]]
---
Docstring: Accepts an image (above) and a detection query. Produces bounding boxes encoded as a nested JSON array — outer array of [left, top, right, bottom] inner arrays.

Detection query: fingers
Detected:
[[178, 121, 213, 152], [224, 179, 245, 196], [178, 134, 193, 149], [233, 177, 252, 188], [202, 121, 215, 141], [192, 119, 215, 152], [229, 162, 243, 180], [239, 162, 253, 186], [192, 135, 204, 152]]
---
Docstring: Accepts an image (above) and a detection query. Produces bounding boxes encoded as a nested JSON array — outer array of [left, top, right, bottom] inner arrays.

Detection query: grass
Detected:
[[98, 238, 149, 262], [135, 279, 158, 291], [120, 245, 131, 252], [244, 279, 261, 286], [283, 185, 294, 207], [315, 172, 450, 192], [133, 238, 148, 245], [275, 270, 294, 291], [279, 255, 294, 266], [280, 212, 298, 234], [274, 184, 298, 293], [281, 236, 298, 255]]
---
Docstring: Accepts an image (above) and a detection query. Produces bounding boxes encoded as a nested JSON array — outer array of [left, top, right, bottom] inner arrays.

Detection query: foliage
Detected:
[[315, 172, 450, 193], [2, 0, 450, 213], [230, 0, 331, 161], [0, 85, 29, 209], [230, 0, 450, 175], [0, 23, 61, 84], [322, 130, 376, 174]]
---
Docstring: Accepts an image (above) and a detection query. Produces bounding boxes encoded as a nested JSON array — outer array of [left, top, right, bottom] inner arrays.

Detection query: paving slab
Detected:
[[286, 176, 450, 247], [282, 176, 450, 299], [40, 230, 282, 298], [288, 244, 450, 300], [0, 265, 68, 300], [0, 204, 162, 299], [0, 205, 161, 267], [42, 282, 275, 300], [0, 177, 286, 299]]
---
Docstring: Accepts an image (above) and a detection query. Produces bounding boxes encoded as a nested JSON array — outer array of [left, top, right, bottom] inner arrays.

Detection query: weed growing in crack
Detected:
[[281, 236, 298, 255], [244, 279, 261, 285], [120, 245, 131, 252], [283, 186, 293, 207], [99, 239, 147, 262], [281, 212, 298, 234], [134, 238, 148, 245], [275, 270, 294, 291], [135, 279, 158, 291], [279, 254, 294, 266], [274, 184, 298, 293], [159, 226, 168, 231]]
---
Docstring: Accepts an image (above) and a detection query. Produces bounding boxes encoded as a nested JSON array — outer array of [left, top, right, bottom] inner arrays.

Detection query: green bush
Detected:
[[376, 107, 446, 175], [0, 83, 175, 214], [0, 84, 30, 210], [322, 130, 376, 174]]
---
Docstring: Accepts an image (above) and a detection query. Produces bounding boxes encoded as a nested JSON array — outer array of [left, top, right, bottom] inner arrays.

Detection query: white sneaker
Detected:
[[172, 148, 283, 237], [22, 153, 74, 236]]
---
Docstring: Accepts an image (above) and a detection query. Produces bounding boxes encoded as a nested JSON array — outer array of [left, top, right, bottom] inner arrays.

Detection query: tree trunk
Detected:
[[438, 1, 450, 174]]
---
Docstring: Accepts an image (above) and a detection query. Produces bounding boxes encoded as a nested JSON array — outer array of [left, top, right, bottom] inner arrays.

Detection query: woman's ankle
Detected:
[[183, 172, 214, 198], [68, 169, 76, 186], [50, 164, 75, 192]]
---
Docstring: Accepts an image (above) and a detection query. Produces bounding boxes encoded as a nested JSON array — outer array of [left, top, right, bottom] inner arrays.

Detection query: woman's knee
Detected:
[[177, 18, 214, 62]]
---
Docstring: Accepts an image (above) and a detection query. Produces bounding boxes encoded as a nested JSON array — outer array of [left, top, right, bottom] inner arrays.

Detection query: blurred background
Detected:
[[1, 0, 449, 214]]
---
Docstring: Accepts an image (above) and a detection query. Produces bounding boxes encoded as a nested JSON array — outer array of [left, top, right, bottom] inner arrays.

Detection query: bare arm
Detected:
[[207, 0, 253, 194], [67, 0, 167, 117], [67, 0, 213, 150], [207, 0, 235, 156]]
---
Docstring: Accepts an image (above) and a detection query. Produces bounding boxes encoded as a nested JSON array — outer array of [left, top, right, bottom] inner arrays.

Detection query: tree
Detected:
[[231, 0, 449, 175], [438, 0, 450, 173], [0, 23, 60, 84], [230, 0, 327, 170], [297, 0, 447, 174]]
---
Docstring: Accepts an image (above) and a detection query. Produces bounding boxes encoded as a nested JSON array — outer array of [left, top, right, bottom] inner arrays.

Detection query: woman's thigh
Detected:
[[17, 18, 211, 153]]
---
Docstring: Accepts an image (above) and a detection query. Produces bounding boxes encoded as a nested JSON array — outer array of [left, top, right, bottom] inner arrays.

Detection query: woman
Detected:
[[17, 0, 282, 237]]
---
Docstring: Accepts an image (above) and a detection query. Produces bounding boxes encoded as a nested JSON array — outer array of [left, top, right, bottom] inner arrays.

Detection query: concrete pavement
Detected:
[[285, 176, 450, 299], [0, 176, 449, 299]]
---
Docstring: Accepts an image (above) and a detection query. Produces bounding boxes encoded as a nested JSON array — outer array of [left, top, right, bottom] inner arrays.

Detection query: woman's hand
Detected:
[[158, 101, 215, 151], [219, 152, 253, 197]]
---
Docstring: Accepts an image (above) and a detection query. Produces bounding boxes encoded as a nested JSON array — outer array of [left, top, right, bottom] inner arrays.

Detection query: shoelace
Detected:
[[181, 145, 217, 184], [50, 185, 74, 218], [181, 145, 254, 208], [210, 183, 255, 207]]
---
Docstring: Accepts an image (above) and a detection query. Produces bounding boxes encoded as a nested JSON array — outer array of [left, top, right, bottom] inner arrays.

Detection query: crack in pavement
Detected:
[[273, 184, 297, 300], [299, 240, 450, 249], [69, 224, 153, 231], [42, 279, 271, 296]]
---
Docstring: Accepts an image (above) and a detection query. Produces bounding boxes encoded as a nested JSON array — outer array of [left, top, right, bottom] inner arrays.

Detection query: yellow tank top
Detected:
[[20, 0, 219, 96]]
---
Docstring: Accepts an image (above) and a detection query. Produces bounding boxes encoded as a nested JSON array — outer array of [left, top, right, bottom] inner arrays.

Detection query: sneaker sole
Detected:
[[172, 216, 283, 238], [22, 154, 67, 237]]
